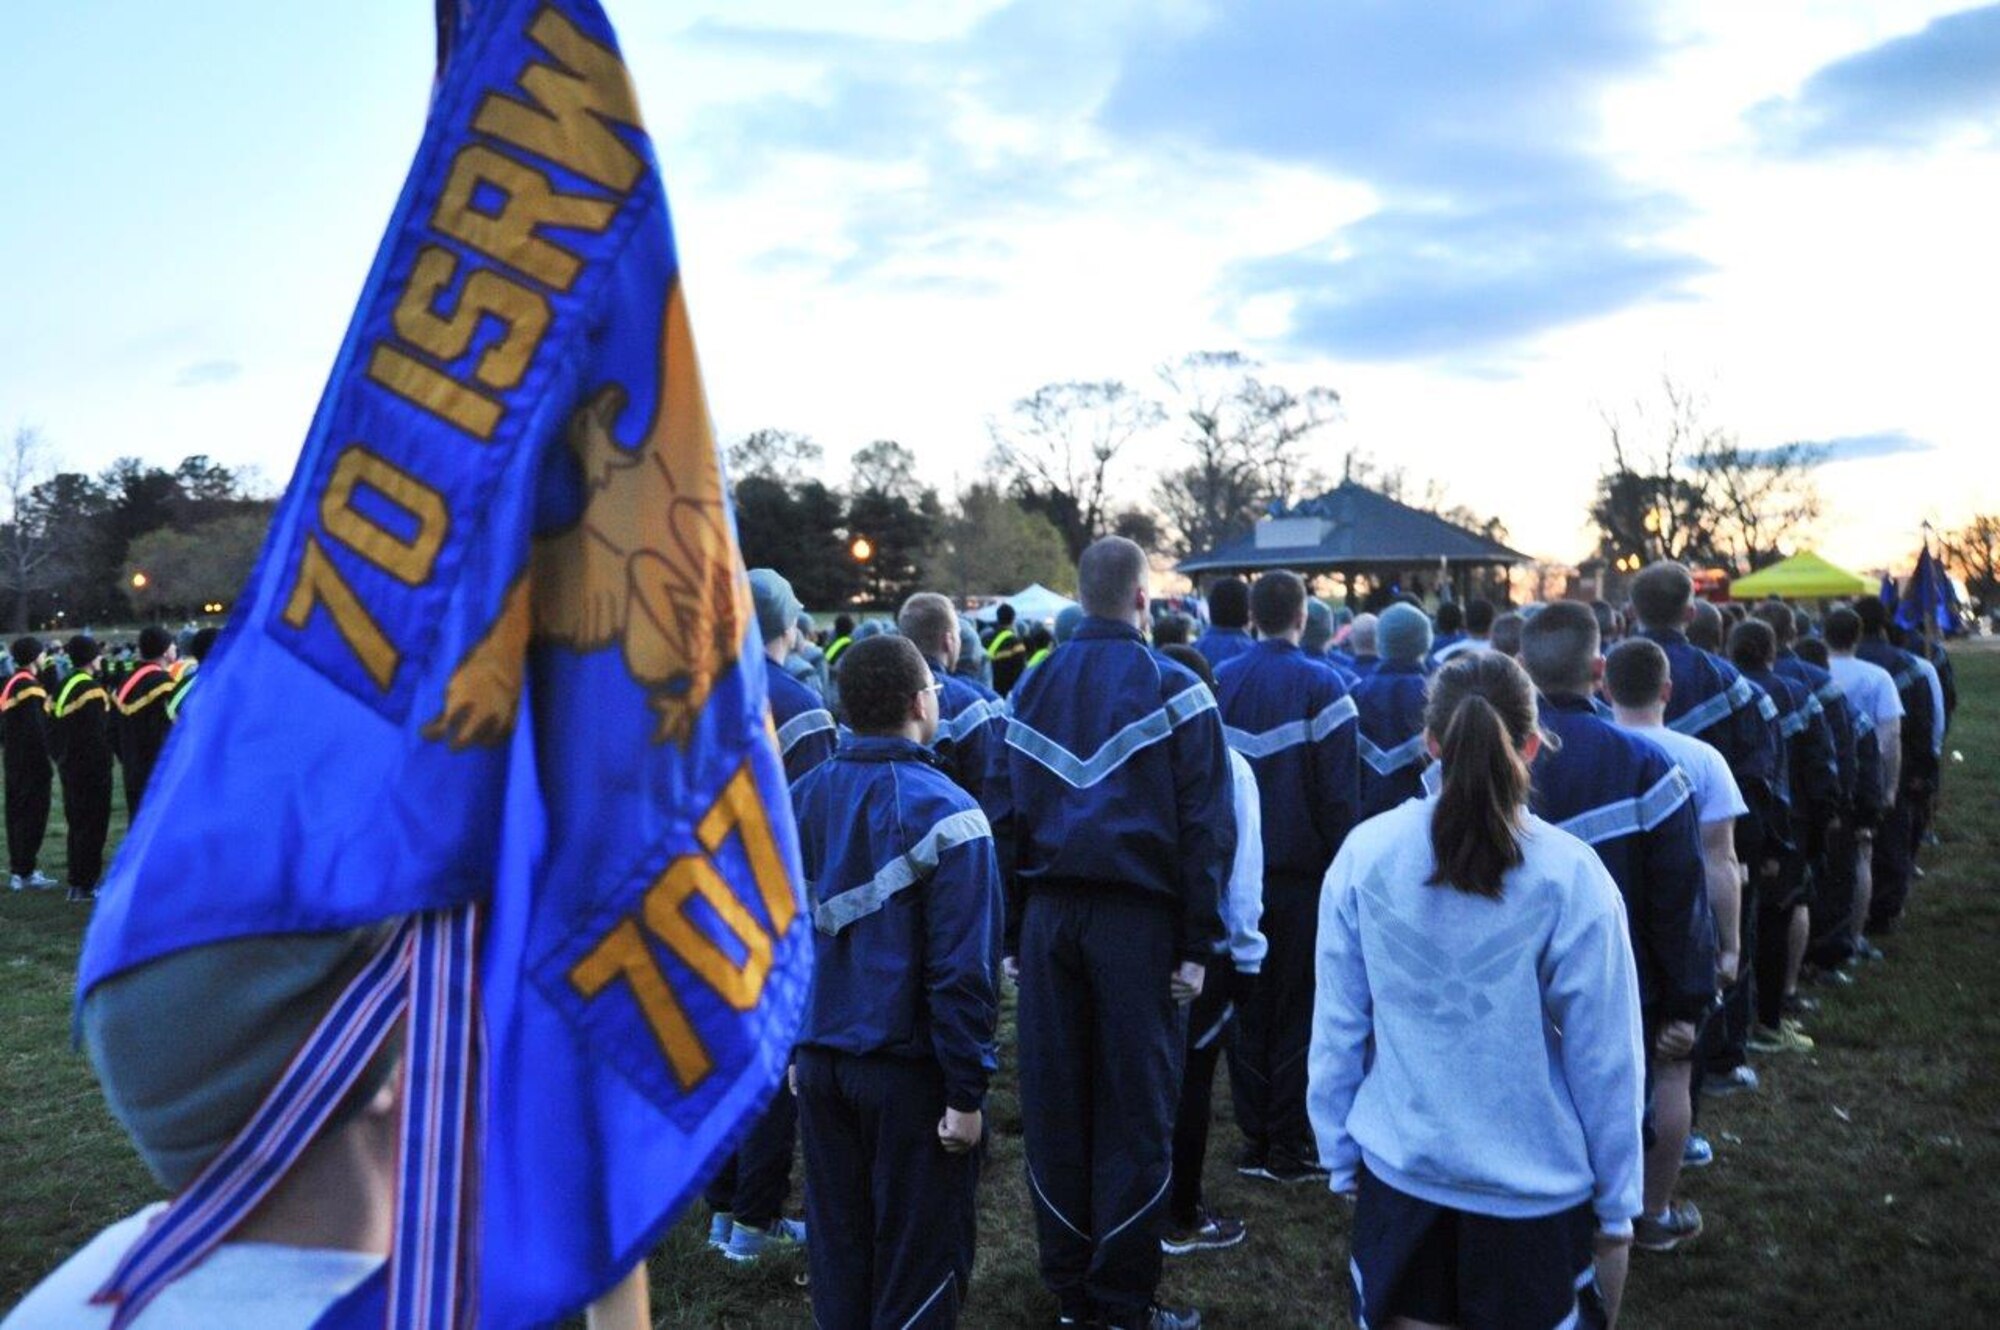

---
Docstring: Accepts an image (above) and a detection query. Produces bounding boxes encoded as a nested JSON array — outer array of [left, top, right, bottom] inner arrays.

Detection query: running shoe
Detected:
[[1162, 1209, 1246, 1255], [1681, 1132, 1714, 1169], [721, 1217, 806, 1263], [1633, 1199, 1704, 1253], [1701, 1065, 1759, 1097]]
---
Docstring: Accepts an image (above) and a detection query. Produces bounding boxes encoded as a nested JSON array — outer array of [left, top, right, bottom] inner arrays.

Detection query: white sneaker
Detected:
[[8, 875, 21, 892], [24, 872, 55, 890]]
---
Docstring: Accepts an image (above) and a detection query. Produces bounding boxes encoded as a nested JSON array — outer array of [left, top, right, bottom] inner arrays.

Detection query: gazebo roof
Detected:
[[1177, 481, 1527, 575]]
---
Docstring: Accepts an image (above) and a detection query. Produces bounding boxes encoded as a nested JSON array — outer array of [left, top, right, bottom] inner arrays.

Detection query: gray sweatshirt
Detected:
[[1308, 797, 1646, 1236]]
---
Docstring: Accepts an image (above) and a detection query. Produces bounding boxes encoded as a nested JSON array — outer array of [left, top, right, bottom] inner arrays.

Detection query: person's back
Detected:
[[1311, 651, 1642, 1330], [993, 537, 1229, 1330], [1, 638, 56, 892], [1194, 577, 1254, 672], [1630, 563, 1776, 801], [1351, 604, 1431, 822], [1519, 605, 1716, 1029], [1213, 572, 1359, 1184], [1314, 799, 1642, 1214], [113, 627, 180, 817], [789, 635, 999, 1330]]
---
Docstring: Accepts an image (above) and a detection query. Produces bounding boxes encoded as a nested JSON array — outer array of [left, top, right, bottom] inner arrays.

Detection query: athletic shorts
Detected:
[[1349, 1165, 1608, 1330]]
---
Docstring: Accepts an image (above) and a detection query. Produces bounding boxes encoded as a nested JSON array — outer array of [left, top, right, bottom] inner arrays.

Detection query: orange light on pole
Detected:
[[130, 572, 149, 590], [850, 536, 874, 563]]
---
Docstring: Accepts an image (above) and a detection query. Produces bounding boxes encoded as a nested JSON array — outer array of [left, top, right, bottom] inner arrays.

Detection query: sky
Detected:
[[2, 0, 1996, 574]]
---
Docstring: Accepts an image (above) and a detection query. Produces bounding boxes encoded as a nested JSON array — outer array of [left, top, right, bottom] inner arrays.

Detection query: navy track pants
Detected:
[[797, 1048, 979, 1330], [1017, 890, 1185, 1324]]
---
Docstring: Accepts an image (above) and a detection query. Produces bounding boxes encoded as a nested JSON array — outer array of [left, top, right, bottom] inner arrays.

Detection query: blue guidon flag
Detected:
[[77, 2, 810, 1325]]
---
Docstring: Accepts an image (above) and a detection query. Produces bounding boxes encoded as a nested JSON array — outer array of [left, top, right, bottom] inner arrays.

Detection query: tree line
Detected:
[[9, 369, 1992, 629], [731, 350, 1513, 609], [0, 426, 274, 631]]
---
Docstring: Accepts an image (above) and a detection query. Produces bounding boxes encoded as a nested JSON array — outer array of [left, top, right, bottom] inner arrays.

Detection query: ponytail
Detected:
[[1425, 653, 1537, 899]]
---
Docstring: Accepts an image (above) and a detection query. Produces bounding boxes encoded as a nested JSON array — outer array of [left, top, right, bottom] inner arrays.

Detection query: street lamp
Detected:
[[850, 536, 874, 563], [131, 571, 149, 590]]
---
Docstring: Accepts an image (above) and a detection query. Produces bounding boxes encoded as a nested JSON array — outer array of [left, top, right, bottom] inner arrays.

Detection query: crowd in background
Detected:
[[708, 547, 1955, 1330]]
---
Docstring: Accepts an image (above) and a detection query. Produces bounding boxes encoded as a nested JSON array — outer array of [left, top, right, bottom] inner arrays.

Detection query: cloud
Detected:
[[1789, 430, 1937, 465], [173, 358, 242, 387], [675, 0, 1706, 360], [1234, 193, 1707, 362], [1096, 0, 1702, 360], [1751, 4, 2000, 156]]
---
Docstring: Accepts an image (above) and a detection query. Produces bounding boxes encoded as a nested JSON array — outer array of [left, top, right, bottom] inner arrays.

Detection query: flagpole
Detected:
[[585, 1264, 652, 1330]]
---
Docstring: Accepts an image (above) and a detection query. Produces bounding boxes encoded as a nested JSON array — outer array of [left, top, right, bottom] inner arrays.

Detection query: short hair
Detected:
[[1728, 619, 1776, 673], [1603, 638, 1670, 709], [835, 635, 931, 733], [1207, 577, 1250, 630], [1630, 561, 1694, 630], [1349, 613, 1380, 655], [187, 627, 220, 663], [1078, 537, 1148, 618], [1590, 599, 1620, 643], [897, 592, 957, 658], [138, 625, 174, 661], [1159, 643, 1215, 689], [1465, 598, 1496, 635], [1250, 571, 1308, 636], [1790, 605, 1813, 640], [995, 603, 1015, 627], [9, 636, 41, 669], [1153, 613, 1193, 647], [1435, 601, 1464, 634], [1796, 638, 1831, 668], [833, 614, 856, 637], [1853, 595, 1889, 635], [1687, 600, 1724, 652], [1489, 612, 1524, 658], [1519, 600, 1600, 697], [1824, 605, 1861, 650], [1753, 600, 1796, 645], [65, 634, 100, 667]]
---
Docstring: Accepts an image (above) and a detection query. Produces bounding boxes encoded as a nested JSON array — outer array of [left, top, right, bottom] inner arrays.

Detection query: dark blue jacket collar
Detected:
[[1076, 618, 1145, 644], [1539, 691, 1598, 714], [837, 734, 947, 768], [1376, 659, 1426, 676]]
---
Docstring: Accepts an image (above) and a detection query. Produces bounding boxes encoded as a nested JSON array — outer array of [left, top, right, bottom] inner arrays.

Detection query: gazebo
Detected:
[[1177, 481, 1527, 599], [1727, 551, 1872, 601]]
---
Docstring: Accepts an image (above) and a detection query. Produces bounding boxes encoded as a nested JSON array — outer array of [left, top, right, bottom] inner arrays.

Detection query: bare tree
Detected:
[[1940, 513, 2000, 617], [1590, 377, 1825, 575], [1152, 352, 1341, 559], [989, 381, 1164, 561], [727, 428, 823, 484], [0, 426, 62, 632]]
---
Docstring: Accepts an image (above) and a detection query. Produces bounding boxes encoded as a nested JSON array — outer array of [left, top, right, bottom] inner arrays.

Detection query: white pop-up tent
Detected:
[[969, 583, 1078, 626]]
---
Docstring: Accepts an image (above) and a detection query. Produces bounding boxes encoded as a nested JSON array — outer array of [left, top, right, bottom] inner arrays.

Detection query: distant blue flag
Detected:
[[79, 2, 809, 1325], [1878, 573, 1899, 615], [1896, 543, 1957, 638]]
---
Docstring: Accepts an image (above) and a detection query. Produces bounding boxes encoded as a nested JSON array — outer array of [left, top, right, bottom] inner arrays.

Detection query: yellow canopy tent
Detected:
[[1728, 551, 1872, 600]]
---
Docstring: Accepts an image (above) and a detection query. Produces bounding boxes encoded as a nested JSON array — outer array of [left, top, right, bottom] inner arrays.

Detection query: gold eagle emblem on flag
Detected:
[[427, 283, 750, 747]]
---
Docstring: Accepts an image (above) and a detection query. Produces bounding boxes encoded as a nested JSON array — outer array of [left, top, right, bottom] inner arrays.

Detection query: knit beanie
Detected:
[[1378, 603, 1434, 664], [1302, 599, 1335, 654], [83, 927, 398, 1190], [748, 569, 803, 645]]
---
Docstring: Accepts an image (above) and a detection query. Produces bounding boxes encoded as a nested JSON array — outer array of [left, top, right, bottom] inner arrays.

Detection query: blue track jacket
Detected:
[[990, 618, 1234, 963], [1742, 665, 1840, 842], [1530, 695, 1717, 1021], [792, 736, 1002, 1112], [1351, 661, 1430, 822], [769, 666, 837, 785], [1216, 639, 1361, 880], [1194, 627, 1254, 673], [1640, 627, 1778, 802], [1777, 651, 1858, 811], [929, 657, 1004, 803]]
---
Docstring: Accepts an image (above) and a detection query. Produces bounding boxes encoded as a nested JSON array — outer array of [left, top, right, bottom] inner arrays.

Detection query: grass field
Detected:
[[4, 651, 1996, 1326]]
